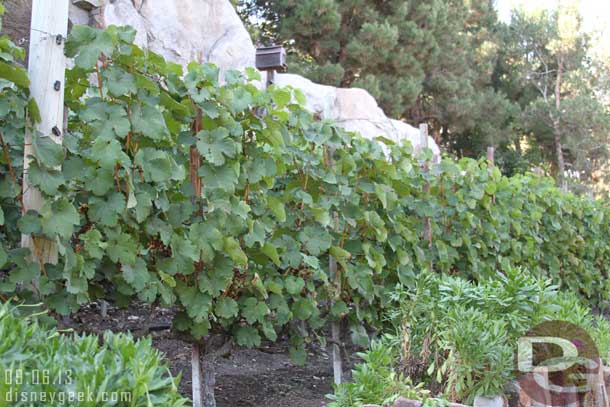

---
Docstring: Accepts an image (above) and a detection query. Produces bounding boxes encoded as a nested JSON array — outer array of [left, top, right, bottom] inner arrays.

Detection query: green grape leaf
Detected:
[[196, 128, 240, 166], [223, 237, 247, 266], [234, 326, 261, 348], [81, 228, 106, 260], [88, 193, 126, 227], [267, 196, 286, 222], [131, 103, 170, 141], [104, 66, 137, 97], [289, 345, 307, 366], [107, 232, 138, 265], [91, 138, 128, 170], [177, 283, 212, 322], [261, 243, 280, 266], [65, 25, 114, 69], [215, 297, 239, 319], [134, 148, 175, 183], [285, 276, 305, 296], [40, 198, 79, 239], [0, 61, 29, 87], [32, 135, 63, 167], [28, 162, 64, 195], [299, 225, 331, 256], [241, 297, 269, 324], [18, 211, 41, 235], [271, 87, 291, 108], [122, 258, 150, 291]]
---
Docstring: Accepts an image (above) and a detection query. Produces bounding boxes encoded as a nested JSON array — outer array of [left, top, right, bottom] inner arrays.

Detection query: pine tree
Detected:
[[494, 4, 610, 191], [238, 0, 513, 152]]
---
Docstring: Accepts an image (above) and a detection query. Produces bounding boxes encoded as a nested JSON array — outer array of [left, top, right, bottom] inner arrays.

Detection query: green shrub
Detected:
[[551, 291, 610, 364], [327, 335, 442, 407], [0, 302, 188, 407], [332, 269, 610, 405]]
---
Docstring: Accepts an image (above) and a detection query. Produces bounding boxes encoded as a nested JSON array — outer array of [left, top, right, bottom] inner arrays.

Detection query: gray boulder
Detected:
[[274, 73, 440, 156], [102, 0, 255, 70]]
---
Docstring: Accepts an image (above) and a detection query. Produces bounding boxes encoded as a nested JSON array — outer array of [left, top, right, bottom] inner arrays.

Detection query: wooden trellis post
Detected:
[[487, 146, 496, 203], [486, 146, 495, 166], [192, 343, 203, 407], [420, 124, 432, 249], [21, 0, 69, 265], [328, 147, 342, 386]]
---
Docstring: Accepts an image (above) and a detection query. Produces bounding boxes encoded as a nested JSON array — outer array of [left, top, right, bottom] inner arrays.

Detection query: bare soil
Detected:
[[59, 302, 335, 407]]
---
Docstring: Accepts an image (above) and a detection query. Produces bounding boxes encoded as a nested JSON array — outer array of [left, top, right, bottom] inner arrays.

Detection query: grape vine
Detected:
[[0, 24, 608, 362]]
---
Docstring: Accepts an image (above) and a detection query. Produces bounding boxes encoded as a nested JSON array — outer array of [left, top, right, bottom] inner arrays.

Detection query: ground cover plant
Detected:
[[0, 302, 188, 407]]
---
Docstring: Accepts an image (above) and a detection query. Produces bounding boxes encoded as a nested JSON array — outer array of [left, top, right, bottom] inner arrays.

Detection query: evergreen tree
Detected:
[[239, 0, 514, 152], [494, 4, 610, 191]]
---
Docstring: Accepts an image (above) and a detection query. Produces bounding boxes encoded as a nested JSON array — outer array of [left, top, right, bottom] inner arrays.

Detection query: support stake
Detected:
[[420, 124, 432, 249], [21, 0, 69, 265], [486, 146, 495, 166], [328, 147, 342, 386], [192, 343, 203, 407]]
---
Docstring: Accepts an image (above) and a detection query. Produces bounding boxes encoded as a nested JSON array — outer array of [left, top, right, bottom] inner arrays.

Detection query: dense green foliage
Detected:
[[238, 0, 610, 193], [327, 338, 439, 407], [0, 24, 608, 363], [331, 270, 610, 405], [493, 4, 610, 192], [0, 302, 188, 407]]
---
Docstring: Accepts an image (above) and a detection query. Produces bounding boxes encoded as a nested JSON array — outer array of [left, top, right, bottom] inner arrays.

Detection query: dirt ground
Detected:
[[60, 302, 336, 407]]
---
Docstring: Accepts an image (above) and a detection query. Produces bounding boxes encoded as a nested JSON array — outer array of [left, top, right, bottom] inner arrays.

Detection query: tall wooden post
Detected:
[[487, 146, 496, 203], [21, 0, 69, 265], [266, 69, 275, 87], [191, 57, 204, 406], [192, 343, 203, 407], [329, 253, 342, 386], [328, 147, 342, 386], [487, 146, 495, 166], [420, 124, 432, 249]]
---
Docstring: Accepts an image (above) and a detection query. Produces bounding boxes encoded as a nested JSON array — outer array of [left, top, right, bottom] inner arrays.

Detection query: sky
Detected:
[[495, 0, 610, 54]]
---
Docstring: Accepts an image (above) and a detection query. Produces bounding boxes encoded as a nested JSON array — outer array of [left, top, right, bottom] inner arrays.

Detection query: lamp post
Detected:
[[255, 45, 287, 88]]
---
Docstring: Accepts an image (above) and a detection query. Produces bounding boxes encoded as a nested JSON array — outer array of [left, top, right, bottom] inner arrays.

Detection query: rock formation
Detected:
[[102, 0, 255, 70], [273, 74, 439, 155]]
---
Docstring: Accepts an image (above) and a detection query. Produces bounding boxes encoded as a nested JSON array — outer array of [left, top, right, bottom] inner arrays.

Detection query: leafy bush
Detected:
[[551, 291, 610, 364], [388, 267, 557, 403], [327, 336, 440, 407], [0, 302, 188, 407], [0, 21, 608, 362], [332, 270, 610, 405]]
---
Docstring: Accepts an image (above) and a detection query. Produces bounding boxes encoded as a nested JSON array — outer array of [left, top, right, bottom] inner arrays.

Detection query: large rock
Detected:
[[101, 0, 255, 70], [274, 73, 440, 155]]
